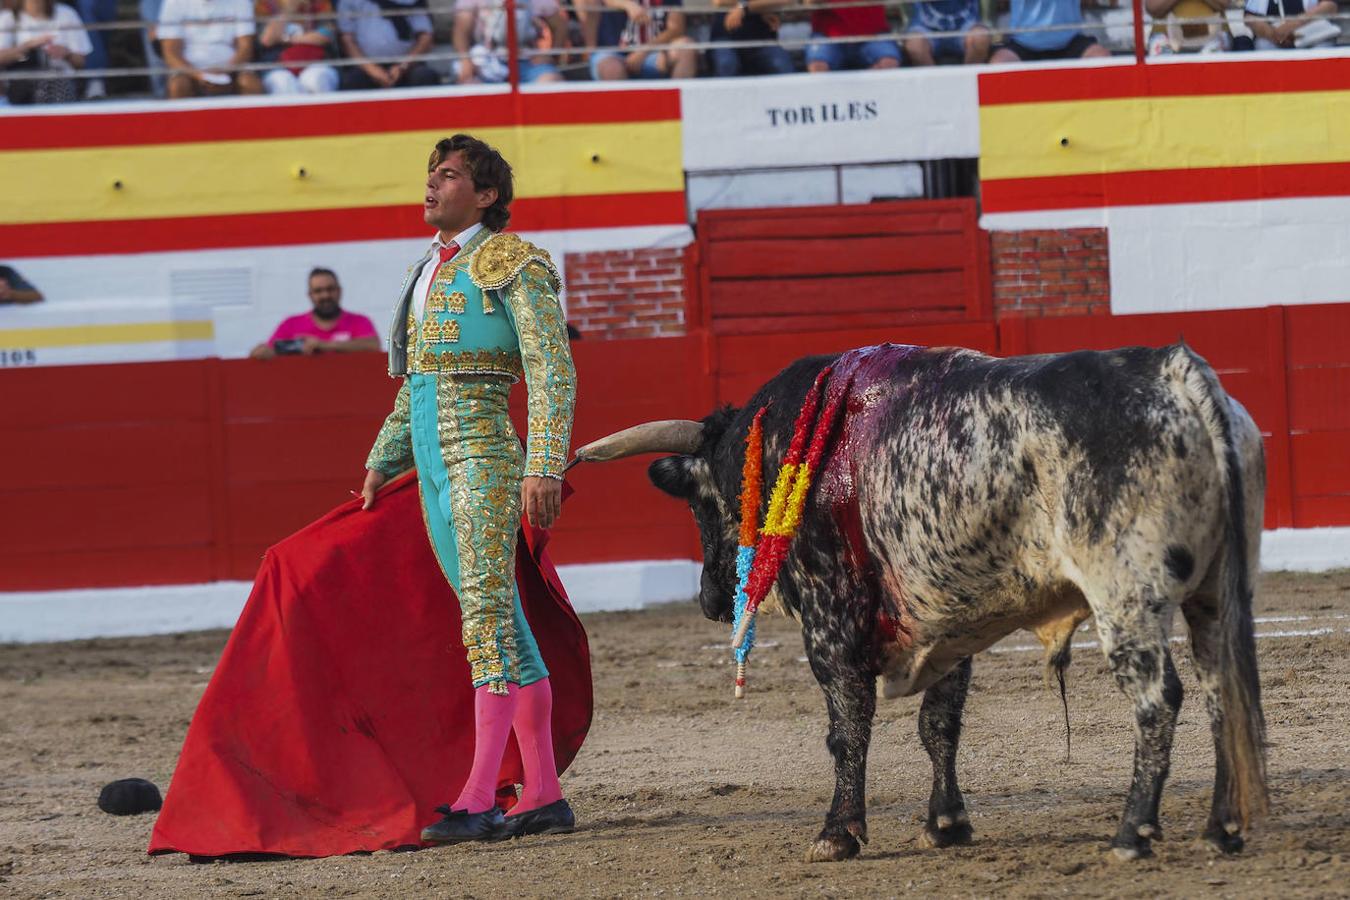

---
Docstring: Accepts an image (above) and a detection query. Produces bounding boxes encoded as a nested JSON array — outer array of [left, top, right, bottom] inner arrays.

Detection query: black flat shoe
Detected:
[[421, 804, 507, 844], [500, 799, 575, 839]]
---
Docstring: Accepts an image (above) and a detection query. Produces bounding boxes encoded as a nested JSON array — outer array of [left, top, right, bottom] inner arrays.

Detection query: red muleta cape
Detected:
[[148, 473, 593, 858]]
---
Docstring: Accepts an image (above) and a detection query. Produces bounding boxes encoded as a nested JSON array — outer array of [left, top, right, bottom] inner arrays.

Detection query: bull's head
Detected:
[[572, 411, 741, 622]]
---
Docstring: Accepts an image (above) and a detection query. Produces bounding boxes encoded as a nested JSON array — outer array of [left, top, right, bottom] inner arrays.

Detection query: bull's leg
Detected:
[[1094, 608, 1184, 861], [803, 637, 876, 863], [916, 656, 974, 849], [1182, 592, 1244, 855]]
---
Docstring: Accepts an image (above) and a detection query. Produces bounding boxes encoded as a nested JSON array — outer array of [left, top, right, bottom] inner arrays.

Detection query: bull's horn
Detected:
[[571, 420, 704, 465]]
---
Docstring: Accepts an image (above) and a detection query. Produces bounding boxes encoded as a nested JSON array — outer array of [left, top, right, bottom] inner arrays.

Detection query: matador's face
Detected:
[[424, 151, 497, 235]]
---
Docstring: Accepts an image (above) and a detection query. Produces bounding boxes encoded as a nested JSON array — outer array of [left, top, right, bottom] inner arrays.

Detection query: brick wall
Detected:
[[563, 247, 687, 340], [990, 228, 1110, 319]]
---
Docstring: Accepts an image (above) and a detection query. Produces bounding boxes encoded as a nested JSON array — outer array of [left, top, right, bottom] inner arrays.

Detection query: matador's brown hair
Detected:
[[428, 134, 514, 232]]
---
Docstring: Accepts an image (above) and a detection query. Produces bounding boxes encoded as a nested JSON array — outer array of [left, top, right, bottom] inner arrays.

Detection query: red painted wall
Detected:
[[6, 303, 1343, 592]]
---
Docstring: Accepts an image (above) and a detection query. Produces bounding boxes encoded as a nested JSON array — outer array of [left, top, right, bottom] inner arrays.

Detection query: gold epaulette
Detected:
[[469, 232, 562, 292]]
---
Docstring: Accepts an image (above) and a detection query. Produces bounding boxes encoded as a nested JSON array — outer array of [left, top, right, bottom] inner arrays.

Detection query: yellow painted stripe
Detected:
[[0, 321, 214, 348], [980, 91, 1350, 181], [0, 122, 682, 226]]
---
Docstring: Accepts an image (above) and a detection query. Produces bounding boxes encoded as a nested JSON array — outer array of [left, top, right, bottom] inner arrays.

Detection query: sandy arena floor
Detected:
[[2, 570, 1348, 898]]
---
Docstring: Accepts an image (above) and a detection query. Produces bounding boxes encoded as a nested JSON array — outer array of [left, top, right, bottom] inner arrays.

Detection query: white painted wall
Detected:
[[1108, 198, 1350, 315], [3, 531, 1345, 644], [1, 224, 689, 364], [0, 560, 703, 643], [983, 196, 1350, 316]]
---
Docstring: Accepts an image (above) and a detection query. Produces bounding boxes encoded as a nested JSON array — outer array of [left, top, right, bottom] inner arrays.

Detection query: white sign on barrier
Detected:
[[0, 298, 217, 368], [679, 68, 981, 173]]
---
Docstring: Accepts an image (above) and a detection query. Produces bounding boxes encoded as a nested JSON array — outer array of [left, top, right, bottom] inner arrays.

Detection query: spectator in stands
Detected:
[[1145, 0, 1231, 54], [0, 0, 93, 104], [158, 0, 263, 96], [250, 268, 380, 358], [588, 0, 696, 80], [452, 0, 564, 84], [336, 0, 439, 89], [139, 0, 168, 96], [74, 0, 114, 97], [989, 0, 1112, 61], [256, 0, 340, 92], [903, 0, 991, 64], [802, 0, 901, 72], [1238, 0, 1339, 49], [0, 263, 44, 304], [707, 0, 793, 76], [572, 0, 597, 64]]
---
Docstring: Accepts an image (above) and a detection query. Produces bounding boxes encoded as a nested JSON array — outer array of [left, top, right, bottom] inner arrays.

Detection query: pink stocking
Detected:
[[451, 683, 519, 814], [508, 677, 564, 815]]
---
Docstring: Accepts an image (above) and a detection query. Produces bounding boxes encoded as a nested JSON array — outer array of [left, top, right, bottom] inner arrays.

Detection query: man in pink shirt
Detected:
[[250, 268, 381, 358]]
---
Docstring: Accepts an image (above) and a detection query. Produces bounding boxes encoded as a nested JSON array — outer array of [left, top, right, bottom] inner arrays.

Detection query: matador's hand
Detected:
[[360, 468, 387, 510], [522, 476, 562, 530]]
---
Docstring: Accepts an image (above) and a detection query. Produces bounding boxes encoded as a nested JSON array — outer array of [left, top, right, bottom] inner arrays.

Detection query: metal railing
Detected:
[[1, 0, 1347, 94]]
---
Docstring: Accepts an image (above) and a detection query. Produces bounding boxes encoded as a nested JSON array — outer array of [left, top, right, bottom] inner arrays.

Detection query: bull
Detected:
[[575, 342, 1267, 863]]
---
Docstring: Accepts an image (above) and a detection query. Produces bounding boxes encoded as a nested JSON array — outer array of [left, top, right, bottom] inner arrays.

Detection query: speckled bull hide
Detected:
[[578, 342, 1269, 864]]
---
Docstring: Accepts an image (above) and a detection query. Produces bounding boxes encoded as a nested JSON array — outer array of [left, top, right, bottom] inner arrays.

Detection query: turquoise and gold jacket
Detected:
[[366, 229, 576, 480]]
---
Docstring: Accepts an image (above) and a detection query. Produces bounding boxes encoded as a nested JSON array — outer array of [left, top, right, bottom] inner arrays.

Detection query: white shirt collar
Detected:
[[431, 222, 485, 255]]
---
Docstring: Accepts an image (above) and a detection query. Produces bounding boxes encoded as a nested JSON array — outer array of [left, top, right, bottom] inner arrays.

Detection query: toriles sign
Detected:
[[680, 69, 980, 172]]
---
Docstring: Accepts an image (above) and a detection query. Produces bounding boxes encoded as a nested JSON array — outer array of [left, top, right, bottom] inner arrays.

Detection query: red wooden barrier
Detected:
[[1284, 304, 1350, 525], [1, 362, 218, 589], [540, 336, 708, 567], [997, 304, 1350, 530], [0, 341, 711, 591], [217, 354, 403, 579], [2, 304, 1347, 592], [996, 308, 1288, 526], [694, 200, 991, 339]]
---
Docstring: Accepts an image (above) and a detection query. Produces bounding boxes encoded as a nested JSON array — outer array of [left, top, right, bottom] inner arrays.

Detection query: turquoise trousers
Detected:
[[407, 373, 547, 693]]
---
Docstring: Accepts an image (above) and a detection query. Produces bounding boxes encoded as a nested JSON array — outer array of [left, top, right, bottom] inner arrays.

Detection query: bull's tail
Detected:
[[1170, 344, 1269, 826]]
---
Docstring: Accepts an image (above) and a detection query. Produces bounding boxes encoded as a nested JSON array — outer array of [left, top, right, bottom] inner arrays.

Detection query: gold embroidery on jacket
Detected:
[[504, 266, 575, 479], [408, 347, 523, 377], [364, 379, 415, 475], [469, 232, 562, 292], [422, 318, 461, 344]]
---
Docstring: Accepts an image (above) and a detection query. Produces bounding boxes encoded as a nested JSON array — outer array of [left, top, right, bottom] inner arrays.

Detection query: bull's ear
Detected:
[[648, 455, 700, 500]]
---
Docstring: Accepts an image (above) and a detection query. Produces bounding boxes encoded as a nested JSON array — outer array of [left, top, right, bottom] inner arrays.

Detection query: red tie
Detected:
[[438, 242, 460, 263]]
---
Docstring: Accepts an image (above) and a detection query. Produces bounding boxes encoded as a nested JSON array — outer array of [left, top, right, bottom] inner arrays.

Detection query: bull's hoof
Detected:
[[1136, 823, 1163, 842], [918, 811, 974, 849], [805, 832, 860, 863], [1109, 820, 1160, 861], [1201, 823, 1244, 856], [1109, 840, 1153, 862]]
